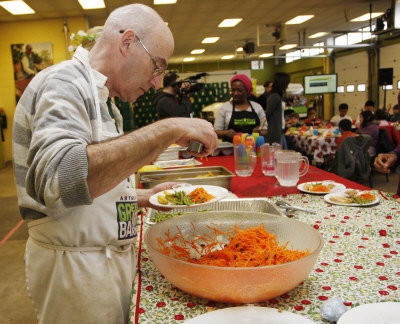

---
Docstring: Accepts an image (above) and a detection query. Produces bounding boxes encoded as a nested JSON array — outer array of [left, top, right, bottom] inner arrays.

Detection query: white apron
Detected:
[[25, 47, 138, 324]]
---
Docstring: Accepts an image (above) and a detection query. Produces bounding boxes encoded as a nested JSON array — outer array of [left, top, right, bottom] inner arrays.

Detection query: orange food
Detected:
[[310, 185, 330, 192], [187, 187, 215, 203], [157, 224, 309, 267], [358, 193, 376, 200]]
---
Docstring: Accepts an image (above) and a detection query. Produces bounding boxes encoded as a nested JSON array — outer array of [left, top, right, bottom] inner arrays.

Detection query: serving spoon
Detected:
[[275, 201, 316, 215]]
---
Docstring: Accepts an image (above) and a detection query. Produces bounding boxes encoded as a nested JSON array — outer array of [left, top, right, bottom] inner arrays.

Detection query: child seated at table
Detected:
[[336, 119, 357, 147], [304, 108, 321, 127], [286, 112, 302, 128]]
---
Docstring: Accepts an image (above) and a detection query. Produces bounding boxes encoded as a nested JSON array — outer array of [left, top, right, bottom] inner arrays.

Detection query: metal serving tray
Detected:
[[139, 166, 236, 190], [146, 198, 285, 224]]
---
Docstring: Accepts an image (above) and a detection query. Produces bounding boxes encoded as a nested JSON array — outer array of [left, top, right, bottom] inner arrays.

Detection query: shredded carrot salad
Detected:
[[310, 185, 329, 192], [187, 187, 215, 203], [156, 223, 309, 267], [358, 193, 376, 200]]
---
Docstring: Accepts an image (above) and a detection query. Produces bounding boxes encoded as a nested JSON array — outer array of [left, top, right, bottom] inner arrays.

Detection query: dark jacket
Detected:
[[336, 135, 371, 182], [265, 92, 283, 144], [154, 91, 193, 119], [257, 91, 268, 111]]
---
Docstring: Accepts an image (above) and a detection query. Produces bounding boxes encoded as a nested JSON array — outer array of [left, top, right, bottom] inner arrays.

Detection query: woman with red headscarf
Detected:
[[214, 74, 267, 141]]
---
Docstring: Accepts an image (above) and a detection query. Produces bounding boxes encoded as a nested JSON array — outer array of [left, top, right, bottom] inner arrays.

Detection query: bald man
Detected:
[[12, 4, 217, 323]]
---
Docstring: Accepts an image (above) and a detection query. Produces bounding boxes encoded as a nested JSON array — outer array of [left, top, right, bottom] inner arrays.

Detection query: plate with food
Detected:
[[324, 189, 379, 206], [298, 181, 346, 194], [149, 185, 228, 209]]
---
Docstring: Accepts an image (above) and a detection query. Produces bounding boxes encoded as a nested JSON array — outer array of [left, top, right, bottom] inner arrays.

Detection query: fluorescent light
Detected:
[[218, 18, 242, 28], [77, 0, 105, 9], [202, 37, 220, 43], [236, 47, 243, 52], [183, 57, 195, 62], [309, 32, 328, 39], [259, 53, 273, 58], [279, 44, 297, 50], [0, 0, 35, 15], [351, 12, 384, 22], [154, 0, 177, 4], [191, 49, 205, 54], [286, 15, 314, 25], [221, 55, 234, 60]]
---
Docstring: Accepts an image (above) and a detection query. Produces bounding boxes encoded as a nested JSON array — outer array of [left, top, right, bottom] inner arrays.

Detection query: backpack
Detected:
[[376, 128, 395, 155], [336, 135, 372, 182]]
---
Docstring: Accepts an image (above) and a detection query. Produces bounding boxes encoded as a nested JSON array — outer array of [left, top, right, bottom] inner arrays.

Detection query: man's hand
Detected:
[[137, 182, 183, 210], [374, 153, 397, 173], [174, 118, 218, 157], [180, 82, 190, 95]]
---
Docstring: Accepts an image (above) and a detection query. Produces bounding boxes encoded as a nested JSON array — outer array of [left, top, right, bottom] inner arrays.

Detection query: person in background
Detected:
[[286, 112, 302, 128], [154, 72, 193, 119], [356, 110, 379, 156], [257, 81, 273, 111], [374, 146, 400, 196], [389, 104, 400, 122], [330, 103, 352, 126], [214, 74, 267, 141], [266, 72, 290, 148], [12, 4, 218, 323], [375, 109, 390, 126], [356, 100, 375, 126], [336, 119, 357, 147], [303, 107, 322, 126]]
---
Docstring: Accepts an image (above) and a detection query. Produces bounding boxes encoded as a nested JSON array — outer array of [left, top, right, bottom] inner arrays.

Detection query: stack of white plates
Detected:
[[156, 145, 180, 161]]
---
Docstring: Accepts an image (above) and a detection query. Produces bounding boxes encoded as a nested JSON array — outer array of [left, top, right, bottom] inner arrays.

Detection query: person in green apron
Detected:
[[12, 4, 218, 324], [214, 74, 267, 142]]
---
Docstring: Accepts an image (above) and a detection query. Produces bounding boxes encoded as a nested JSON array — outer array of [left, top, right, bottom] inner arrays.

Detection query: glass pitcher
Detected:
[[274, 150, 309, 187]]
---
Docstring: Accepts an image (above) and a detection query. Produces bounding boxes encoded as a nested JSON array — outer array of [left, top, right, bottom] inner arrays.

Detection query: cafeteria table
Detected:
[[129, 156, 399, 324]]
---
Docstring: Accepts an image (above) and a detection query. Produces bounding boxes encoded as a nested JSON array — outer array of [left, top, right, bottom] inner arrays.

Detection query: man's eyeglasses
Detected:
[[119, 30, 164, 77]]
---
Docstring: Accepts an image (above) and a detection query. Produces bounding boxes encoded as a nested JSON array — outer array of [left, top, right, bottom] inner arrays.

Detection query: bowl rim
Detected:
[[144, 211, 324, 270]]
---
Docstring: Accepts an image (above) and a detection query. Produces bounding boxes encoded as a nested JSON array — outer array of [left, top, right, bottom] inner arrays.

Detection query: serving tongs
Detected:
[[275, 201, 316, 215]]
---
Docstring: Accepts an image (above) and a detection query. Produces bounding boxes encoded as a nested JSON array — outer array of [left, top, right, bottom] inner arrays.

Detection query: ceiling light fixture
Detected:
[[77, 0, 105, 9], [286, 15, 314, 25], [279, 44, 297, 50], [351, 12, 384, 22], [0, 0, 35, 14], [154, 0, 177, 4], [309, 32, 328, 39], [259, 53, 273, 58], [221, 55, 234, 60], [218, 18, 242, 28], [202, 37, 220, 43], [191, 49, 205, 54], [183, 57, 195, 62], [236, 47, 243, 52]]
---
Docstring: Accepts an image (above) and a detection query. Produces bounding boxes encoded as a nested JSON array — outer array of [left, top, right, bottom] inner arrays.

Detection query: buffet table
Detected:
[[129, 156, 399, 324]]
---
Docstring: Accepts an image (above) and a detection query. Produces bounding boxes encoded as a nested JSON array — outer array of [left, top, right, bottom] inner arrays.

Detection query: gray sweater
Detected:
[[12, 47, 120, 220]]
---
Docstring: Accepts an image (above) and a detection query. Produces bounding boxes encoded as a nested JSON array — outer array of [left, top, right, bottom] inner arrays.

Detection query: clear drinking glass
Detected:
[[260, 143, 282, 176], [234, 144, 257, 177], [274, 150, 309, 187]]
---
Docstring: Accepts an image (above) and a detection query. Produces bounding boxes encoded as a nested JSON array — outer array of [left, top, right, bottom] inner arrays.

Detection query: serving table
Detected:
[[129, 156, 399, 324]]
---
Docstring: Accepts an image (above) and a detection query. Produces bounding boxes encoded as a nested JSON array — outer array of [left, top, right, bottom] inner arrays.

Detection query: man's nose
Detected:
[[150, 74, 163, 89]]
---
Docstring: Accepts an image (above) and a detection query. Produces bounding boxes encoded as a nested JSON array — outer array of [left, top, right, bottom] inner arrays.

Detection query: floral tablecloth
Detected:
[[287, 134, 338, 163], [129, 191, 399, 323]]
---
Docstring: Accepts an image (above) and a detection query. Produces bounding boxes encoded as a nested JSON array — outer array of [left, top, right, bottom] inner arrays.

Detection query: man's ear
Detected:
[[119, 30, 136, 57]]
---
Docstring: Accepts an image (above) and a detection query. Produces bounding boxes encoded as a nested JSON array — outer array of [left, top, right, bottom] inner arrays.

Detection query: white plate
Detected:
[[149, 185, 228, 209], [185, 306, 314, 324], [298, 181, 346, 194], [154, 158, 202, 169], [324, 191, 379, 207], [337, 302, 400, 324]]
